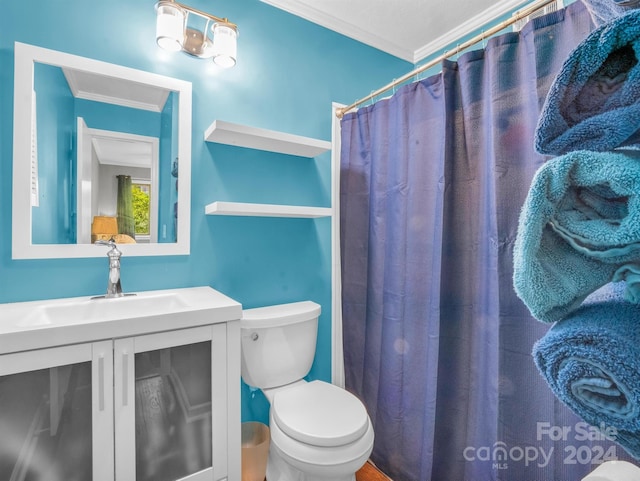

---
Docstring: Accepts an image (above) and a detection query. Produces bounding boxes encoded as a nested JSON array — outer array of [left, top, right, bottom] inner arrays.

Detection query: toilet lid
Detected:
[[272, 380, 370, 447]]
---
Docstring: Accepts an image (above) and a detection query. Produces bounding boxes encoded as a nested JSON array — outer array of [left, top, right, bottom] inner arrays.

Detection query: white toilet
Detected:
[[241, 301, 374, 481]]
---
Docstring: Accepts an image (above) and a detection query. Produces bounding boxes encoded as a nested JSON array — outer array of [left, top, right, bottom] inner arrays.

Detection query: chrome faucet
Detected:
[[95, 239, 124, 298]]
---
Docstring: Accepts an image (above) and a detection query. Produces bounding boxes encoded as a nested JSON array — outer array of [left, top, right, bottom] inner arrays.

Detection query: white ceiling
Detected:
[[261, 0, 533, 63], [92, 137, 152, 169]]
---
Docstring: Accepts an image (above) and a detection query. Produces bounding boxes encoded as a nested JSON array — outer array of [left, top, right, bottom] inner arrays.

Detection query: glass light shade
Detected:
[[156, 3, 185, 52], [211, 23, 238, 68]]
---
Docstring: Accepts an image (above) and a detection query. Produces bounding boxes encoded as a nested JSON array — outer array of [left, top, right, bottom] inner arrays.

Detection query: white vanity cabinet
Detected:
[[0, 287, 242, 481]]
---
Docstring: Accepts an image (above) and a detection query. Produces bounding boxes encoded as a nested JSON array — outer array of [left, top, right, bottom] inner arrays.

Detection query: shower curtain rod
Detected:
[[335, 0, 559, 119]]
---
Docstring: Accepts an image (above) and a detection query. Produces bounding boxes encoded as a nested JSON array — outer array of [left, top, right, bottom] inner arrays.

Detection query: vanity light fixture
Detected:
[[155, 0, 238, 68]]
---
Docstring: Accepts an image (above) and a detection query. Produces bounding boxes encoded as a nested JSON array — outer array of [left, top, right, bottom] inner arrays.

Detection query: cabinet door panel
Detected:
[[115, 326, 220, 481], [0, 345, 101, 481]]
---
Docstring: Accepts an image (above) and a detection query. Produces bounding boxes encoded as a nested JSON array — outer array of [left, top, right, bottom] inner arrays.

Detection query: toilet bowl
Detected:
[[241, 301, 374, 481]]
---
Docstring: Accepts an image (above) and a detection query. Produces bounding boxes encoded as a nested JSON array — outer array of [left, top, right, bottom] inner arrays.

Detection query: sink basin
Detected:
[[0, 286, 243, 355], [18, 292, 188, 327]]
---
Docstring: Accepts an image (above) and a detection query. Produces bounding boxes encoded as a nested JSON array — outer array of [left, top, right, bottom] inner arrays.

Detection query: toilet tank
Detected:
[[240, 301, 321, 389]]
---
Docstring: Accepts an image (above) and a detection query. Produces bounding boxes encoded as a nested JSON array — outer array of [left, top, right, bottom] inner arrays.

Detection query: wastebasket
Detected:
[[241, 421, 270, 481]]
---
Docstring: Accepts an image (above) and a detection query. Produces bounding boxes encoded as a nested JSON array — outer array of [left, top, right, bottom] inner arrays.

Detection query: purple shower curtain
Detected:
[[340, 2, 636, 480]]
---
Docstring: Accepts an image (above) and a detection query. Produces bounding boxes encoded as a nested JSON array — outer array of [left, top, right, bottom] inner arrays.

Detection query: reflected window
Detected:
[[132, 179, 151, 241]]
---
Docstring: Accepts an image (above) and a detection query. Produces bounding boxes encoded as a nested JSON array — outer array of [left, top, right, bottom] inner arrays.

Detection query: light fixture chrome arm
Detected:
[[155, 0, 238, 67], [157, 0, 237, 29]]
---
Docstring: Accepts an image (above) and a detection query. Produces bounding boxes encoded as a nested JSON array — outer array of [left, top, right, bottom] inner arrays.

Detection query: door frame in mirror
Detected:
[[76, 120, 160, 245], [12, 42, 192, 259]]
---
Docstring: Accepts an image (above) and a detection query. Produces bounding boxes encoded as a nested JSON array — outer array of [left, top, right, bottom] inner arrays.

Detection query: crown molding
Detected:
[[413, 0, 529, 63], [261, 0, 415, 62], [262, 0, 532, 66]]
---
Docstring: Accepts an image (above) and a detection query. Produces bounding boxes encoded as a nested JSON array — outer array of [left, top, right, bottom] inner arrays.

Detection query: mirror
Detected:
[[12, 42, 192, 259]]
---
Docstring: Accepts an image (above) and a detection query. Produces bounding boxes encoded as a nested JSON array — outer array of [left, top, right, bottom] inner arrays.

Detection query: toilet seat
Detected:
[[269, 405, 374, 474], [272, 380, 370, 447]]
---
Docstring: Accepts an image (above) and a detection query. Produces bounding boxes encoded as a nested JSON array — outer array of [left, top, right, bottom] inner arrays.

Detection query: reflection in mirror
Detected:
[[75, 123, 160, 245], [13, 42, 192, 259]]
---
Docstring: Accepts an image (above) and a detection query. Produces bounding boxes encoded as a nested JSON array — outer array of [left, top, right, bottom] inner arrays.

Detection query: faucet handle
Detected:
[[95, 237, 115, 246], [95, 238, 122, 257]]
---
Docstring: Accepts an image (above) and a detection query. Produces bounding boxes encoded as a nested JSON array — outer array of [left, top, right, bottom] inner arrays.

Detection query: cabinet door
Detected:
[[114, 325, 230, 481], [0, 341, 114, 481]]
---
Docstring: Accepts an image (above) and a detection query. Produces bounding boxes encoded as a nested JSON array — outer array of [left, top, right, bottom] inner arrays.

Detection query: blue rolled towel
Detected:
[[582, 0, 640, 26], [513, 150, 640, 322], [532, 284, 640, 459], [534, 9, 640, 155]]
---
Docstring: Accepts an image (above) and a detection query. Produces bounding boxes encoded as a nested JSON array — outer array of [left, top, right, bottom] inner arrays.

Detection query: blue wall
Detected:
[[0, 0, 410, 423]]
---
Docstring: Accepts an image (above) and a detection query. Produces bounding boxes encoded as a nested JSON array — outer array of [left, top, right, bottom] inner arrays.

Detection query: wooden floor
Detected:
[[257, 460, 389, 481], [356, 461, 392, 481]]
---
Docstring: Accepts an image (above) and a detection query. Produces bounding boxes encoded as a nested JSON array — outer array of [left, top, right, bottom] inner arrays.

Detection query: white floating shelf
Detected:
[[204, 120, 332, 158], [205, 202, 332, 218]]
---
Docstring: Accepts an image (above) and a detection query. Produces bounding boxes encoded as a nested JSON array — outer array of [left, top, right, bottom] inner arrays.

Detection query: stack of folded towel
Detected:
[[513, 149, 640, 322], [532, 283, 640, 459], [535, 9, 640, 155], [514, 1, 640, 461]]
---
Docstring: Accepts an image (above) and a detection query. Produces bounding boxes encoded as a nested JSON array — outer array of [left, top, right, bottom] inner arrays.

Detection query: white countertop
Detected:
[[0, 286, 242, 355]]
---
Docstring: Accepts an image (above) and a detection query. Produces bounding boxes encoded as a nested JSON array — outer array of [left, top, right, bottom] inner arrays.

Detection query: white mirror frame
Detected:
[[12, 42, 192, 259]]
